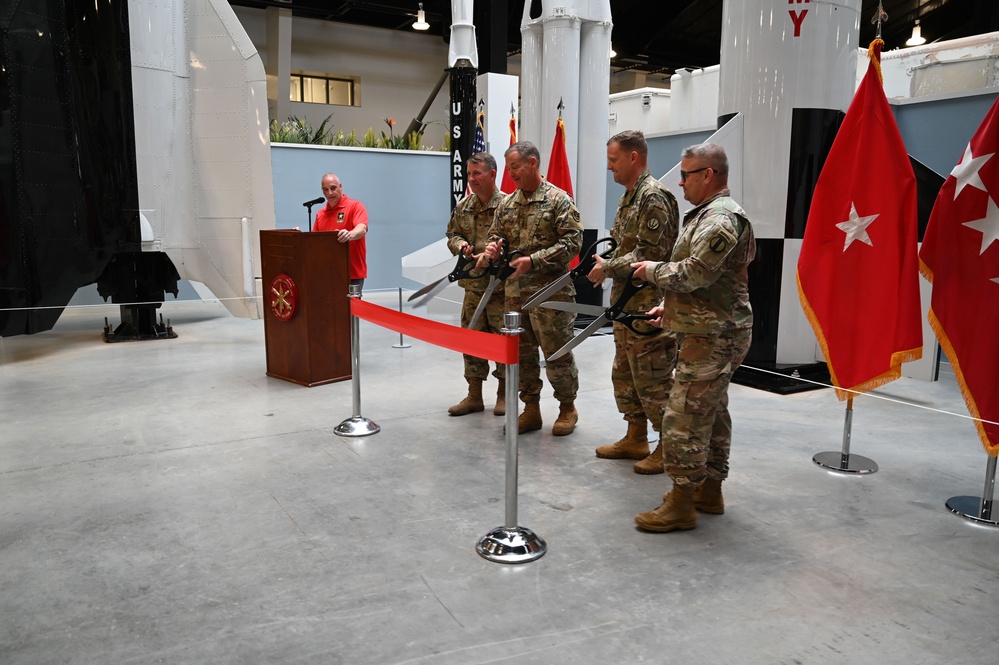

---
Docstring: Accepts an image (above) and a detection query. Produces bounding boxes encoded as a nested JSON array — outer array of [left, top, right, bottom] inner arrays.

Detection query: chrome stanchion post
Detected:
[[946, 453, 999, 526], [476, 311, 547, 564], [392, 286, 411, 349], [813, 396, 878, 474], [334, 284, 380, 437]]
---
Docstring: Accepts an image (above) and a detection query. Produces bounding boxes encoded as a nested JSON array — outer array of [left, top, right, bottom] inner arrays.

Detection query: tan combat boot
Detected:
[[493, 379, 506, 416], [518, 400, 543, 433], [633, 440, 665, 475], [694, 476, 725, 514], [635, 483, 698, 532], [448, 379, 484, 416], [551, 401, 578, 436], [595, 421, 649, 459]]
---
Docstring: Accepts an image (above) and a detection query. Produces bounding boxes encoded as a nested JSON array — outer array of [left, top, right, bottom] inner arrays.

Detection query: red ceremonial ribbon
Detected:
[[351, 299, 519, 365]]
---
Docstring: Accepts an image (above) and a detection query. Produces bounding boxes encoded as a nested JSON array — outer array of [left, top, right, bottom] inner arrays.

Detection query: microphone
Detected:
[[303, 196, 325, 207]]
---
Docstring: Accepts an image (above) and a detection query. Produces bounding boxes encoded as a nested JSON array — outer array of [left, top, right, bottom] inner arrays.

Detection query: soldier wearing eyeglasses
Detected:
[[631, 142, 755, 533]]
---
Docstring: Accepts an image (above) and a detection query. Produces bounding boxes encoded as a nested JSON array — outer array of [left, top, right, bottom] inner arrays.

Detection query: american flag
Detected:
[[466, 110, 486, 195], [472, 110, 486, 155]]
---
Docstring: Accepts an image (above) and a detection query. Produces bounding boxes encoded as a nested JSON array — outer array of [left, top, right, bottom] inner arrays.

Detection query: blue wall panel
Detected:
[[271, 145, 452, 292]]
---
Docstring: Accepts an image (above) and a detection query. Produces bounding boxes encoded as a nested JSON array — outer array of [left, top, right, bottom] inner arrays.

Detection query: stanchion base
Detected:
[[334, 416, 380, 437], [945, 495, 999, 526], [391, 343, 412, 349], [812, 451, 878, 474], [476, 526, 547, 564]]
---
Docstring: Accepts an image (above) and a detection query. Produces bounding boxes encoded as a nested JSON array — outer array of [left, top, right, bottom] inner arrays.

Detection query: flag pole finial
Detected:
[[870, 1, 888, 41]]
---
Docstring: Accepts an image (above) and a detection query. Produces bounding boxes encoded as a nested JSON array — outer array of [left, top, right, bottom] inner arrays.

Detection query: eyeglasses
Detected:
[[679, 167, 710, 181]]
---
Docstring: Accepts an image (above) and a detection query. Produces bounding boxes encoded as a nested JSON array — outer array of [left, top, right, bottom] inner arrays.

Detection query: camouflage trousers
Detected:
[[659, 328, 752, 487], [612, 323, 676, 432], [460, 288, 506, 382], [513, 300, 579, 404]]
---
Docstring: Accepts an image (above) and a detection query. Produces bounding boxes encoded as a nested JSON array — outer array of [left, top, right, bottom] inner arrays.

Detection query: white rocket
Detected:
[[519, 0, 613, 231], [128, 0, 274, 318], [674, 0, 863, 371]]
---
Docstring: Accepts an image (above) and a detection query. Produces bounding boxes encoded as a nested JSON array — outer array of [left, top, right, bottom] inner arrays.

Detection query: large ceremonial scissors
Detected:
[[468, 240, 525, 328], [407, 251, 483, 308], [521, 237, 617, 310], [541, 268, 659, 361]]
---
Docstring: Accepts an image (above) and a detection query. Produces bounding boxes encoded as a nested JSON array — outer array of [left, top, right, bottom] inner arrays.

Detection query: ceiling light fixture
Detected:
[[413, 3, 429, 31], [609, 47, 616, 59], [906, 19, 926, 46]]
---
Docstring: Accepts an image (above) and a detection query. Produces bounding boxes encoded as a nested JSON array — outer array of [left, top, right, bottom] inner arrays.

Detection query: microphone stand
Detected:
[[304, 203, 314, 231], [302, 197, 325, 231]]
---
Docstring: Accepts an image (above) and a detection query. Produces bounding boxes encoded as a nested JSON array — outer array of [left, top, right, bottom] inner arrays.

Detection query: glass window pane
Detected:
[[290, 76, 301, 102], [328, 79, 353, 106], [306, 77, 327, 104]]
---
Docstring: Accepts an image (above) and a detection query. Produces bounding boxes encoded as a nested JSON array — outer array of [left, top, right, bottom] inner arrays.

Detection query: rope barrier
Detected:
[[3, 296, 993, 428], [350, 298, 518, 365]]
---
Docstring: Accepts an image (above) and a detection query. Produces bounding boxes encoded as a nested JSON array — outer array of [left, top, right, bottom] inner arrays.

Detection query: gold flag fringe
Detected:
[[927, 307, 999, 457], [868, 38, 885, 86], [796, 271, 922, 402]]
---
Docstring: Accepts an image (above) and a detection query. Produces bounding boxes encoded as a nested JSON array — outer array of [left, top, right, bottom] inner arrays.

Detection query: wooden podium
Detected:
[[260, 230, 351, 386]]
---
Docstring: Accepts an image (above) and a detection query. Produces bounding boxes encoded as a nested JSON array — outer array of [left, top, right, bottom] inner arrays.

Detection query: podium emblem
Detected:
[[270, 274, 299, 321]]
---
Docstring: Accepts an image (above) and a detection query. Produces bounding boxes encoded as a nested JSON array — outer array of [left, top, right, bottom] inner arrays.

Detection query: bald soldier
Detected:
[[483, 141, 583, 436]]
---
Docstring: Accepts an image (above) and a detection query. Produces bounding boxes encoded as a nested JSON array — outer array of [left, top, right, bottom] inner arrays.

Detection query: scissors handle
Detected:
[[570, 236, 617, 279], [449, 251, 482, 282], [605, 267, 660, 336], [495, 249, 526, 281], [616, 313, 660, 336]]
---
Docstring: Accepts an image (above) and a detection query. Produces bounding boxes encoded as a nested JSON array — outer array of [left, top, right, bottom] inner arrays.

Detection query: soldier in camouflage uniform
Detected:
[[445, 152, 507, 417], [631, 143, 755, 533], [587, 130, 679, 474], [483, 141, 583, 436]]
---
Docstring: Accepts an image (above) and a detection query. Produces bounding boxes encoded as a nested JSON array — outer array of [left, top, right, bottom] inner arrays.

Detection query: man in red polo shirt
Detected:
[[313, 173, 368, 291]]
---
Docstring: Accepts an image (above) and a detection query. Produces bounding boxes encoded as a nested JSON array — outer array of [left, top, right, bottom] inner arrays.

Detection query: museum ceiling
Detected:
[[227, 1, 999, 76]]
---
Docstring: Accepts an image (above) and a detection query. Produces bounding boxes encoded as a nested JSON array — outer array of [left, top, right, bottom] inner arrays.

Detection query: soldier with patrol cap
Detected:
[[631, 142, 755, 533], [587, 130, 679, 474]]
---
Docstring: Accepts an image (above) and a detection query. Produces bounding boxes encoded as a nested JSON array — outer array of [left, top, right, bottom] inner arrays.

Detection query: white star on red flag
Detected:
[[836, 203, 878, 251], [950, 143, 994, 199], [920, 95, 999, 455], [962, 192, 999, 255]]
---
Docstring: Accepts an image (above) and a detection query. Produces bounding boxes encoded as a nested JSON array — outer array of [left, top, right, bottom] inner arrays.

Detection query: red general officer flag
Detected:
[[547, 116, 579, 268], [919, 95, 999, 455], [500, 111, 517, 195], [546, 117, 574, 199], [797, 41, 923, 400]]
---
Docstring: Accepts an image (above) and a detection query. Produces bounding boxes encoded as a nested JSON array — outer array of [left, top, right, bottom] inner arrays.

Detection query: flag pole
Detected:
[[945, 454, 999, 526], [813, 396, 879, 474], [476, 312, 548, 563]]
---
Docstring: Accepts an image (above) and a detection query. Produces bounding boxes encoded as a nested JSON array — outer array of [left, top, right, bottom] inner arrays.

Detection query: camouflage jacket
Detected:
[[603, 170, 679, 312], [649, 189, 755, 333], [445, 189, 503, 292], [487, 179, 583, 303]]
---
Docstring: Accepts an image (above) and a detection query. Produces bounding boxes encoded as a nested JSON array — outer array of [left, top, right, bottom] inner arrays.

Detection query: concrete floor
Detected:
[[2, 292, 997, 665]]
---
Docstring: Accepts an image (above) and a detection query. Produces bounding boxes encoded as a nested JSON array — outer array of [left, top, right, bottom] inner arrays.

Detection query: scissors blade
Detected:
[[540, 301, 606, 317], [546, 314, 609, 362], [407, 274, 448, 303], [468, 276, 500, 328], [522, 273, 573, 310], [409, 278, 451, 308]]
